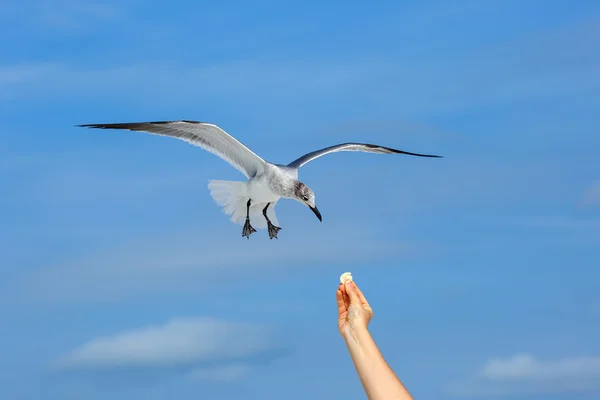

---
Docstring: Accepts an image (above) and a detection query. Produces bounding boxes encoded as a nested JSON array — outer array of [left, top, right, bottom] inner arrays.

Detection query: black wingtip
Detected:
[[369, 144, 443, 158], [76, 124, 107, 129], [415, 154, 443, 158], [75, 120, 204, 129], [399, 151, 444, 158], [74, 123, 145, 131]]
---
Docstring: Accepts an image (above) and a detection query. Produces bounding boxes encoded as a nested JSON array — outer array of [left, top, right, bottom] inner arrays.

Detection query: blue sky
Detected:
[[1, 0, 599, 398]]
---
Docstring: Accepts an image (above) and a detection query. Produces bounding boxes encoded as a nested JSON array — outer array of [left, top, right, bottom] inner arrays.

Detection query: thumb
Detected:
[[345, 281, 361, 305]]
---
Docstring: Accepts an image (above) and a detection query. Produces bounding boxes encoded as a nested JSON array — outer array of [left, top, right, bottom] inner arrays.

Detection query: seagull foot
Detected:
[[267, 222, 281, 240], [242, 218, 257, 239]]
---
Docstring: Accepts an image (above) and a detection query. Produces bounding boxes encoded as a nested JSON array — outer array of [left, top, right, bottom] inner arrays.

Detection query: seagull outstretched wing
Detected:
[[287, 142, 442, 169], [77, 120, 266, 178]]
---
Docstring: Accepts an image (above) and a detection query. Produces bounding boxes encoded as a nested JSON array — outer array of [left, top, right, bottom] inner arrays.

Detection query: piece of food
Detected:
[[340, 272, 353, 284]]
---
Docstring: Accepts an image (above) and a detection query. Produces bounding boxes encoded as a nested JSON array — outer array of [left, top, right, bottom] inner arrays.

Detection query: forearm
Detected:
[[343, 326, 413, 400]]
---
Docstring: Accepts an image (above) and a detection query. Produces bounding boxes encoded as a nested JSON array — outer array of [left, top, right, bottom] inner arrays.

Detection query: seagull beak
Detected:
[[309, 205, 322, 222]]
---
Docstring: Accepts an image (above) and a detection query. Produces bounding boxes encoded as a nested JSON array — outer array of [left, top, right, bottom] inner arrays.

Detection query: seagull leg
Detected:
[[262, 203, 281, 239], [242, 199, 257, 239]]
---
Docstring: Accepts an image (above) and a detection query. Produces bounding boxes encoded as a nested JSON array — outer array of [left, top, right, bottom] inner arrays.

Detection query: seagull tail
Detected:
[[208, 180, 278, 229]]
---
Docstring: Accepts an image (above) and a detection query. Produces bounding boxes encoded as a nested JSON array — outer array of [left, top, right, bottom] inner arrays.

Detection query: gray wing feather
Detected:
[[77, 120, 266, 178], [287, 142, 442, 169]]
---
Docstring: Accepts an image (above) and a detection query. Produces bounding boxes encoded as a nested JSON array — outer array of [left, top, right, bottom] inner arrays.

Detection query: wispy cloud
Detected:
[[0, 61, 386, 108], [481, 353, 600, 381], [488, 216, 600, 230], [1, 16, 598, 118], [0, 64, 58, 87], [1, 0, 121, 31], [55, 317, 288, 381], [11, 222, 406, 304], [449, 353, 600, 396]]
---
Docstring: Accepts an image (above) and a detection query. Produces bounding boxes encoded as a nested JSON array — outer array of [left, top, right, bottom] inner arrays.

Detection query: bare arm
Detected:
[[337, 280, 413, 400]]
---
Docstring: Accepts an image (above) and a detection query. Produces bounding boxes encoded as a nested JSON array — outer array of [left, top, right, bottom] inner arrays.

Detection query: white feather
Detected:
[[208, 180, 280, 229]]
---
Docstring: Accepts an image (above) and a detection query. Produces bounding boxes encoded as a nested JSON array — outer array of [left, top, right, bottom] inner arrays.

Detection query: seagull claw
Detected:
[[267, 222, 281, 240], [242, 219, 257, 239]]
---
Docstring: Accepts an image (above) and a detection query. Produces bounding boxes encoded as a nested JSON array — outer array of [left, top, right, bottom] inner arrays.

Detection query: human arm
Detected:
[[337, 280, 413, 400]]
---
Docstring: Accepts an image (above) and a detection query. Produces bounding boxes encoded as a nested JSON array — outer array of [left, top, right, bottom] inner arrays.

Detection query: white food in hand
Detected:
[[340, 272, 353, 284]]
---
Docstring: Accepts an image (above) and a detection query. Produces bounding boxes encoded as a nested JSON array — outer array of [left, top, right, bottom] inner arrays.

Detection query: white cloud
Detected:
[[55, 318, 283, 372], [450, 353, 600, 396], [582, 181, 600, 208], [482, 353, 600, 381]]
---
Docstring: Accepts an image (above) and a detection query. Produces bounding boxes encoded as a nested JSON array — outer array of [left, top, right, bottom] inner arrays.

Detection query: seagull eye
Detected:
[[302, 196, 309, 201]]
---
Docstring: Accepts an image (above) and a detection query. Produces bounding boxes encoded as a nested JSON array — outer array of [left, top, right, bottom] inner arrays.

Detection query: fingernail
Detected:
[[345, 281, 352, 287]]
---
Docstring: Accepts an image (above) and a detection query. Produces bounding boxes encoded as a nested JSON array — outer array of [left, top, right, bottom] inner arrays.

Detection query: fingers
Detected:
[[341, 284, 349, 310], [336, 287, 347, 316], [353, 283, 370, 307], [338, 283, 349, 309], [344, 280, 361, 305]]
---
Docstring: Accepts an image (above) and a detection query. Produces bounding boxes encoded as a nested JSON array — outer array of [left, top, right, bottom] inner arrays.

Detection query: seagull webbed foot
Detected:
[[242, 218, 257, 239], [267, 222, 282, 240]]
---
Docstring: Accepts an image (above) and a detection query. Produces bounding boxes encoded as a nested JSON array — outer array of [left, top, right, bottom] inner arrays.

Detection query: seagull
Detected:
[[77, 120, 442, 239]]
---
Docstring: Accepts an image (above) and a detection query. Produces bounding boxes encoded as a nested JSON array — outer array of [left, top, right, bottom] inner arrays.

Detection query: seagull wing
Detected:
[[78, 120, 266, 178], [287, 142, 442, 169]]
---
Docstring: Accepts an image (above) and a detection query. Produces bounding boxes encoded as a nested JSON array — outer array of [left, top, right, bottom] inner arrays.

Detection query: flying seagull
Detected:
[[77, 120, 442, 239]]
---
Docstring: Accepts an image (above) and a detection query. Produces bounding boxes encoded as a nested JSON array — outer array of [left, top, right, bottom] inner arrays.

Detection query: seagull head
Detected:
[[293, 181, 321, 222]]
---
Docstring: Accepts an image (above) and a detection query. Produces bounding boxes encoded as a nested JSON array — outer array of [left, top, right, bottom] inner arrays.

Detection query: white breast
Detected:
[[247, 174, 281, 204]]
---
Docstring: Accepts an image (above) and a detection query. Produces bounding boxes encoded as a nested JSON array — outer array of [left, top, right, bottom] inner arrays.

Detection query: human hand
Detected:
[[336, 280, 373, 337]]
